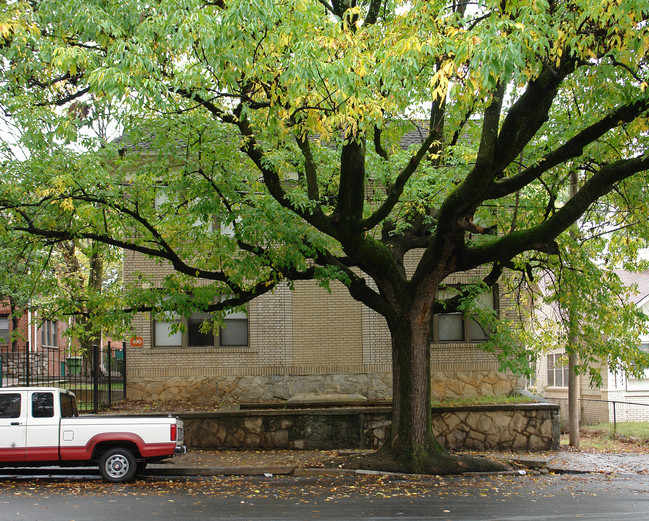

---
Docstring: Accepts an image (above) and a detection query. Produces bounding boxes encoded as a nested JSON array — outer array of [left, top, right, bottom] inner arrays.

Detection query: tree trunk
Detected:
[[384, 305, 447, 470]]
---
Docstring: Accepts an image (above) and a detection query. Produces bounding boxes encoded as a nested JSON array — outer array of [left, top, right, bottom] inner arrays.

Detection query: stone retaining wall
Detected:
[[177, 402, 560, 452], [127, 370, 522, 403]]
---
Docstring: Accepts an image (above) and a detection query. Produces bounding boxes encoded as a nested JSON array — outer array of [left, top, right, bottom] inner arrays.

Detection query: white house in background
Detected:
[[534, 270, 649, 424]]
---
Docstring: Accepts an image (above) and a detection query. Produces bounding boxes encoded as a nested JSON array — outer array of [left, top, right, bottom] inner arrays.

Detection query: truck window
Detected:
[[60, 393, 79, 418], [31, 392, 54, 418], [0, 394, 21, 418]]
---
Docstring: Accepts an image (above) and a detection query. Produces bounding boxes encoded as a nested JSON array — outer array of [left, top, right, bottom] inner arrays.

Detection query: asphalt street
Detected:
[[1, 473, 648, 521]]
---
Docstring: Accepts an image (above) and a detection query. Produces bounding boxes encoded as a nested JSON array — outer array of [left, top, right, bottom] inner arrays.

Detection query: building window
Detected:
[[0, 315, 9, 345], [41, 320, 58, 347], [153, 308, 248, 348], [547, 353, 570, 387], [188, 312, 214, 346], [154, 320, 182, 347], [220, 308, 249, 346], [432, 287, 496, 343]]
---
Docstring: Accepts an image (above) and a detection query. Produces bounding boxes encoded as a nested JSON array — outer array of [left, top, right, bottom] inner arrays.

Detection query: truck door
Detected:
[[0, 392, 27, 461], [26, 391, 60, 462]]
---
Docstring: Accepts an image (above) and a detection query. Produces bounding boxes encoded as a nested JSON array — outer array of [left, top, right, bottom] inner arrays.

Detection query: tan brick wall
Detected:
[[124, 249, 524, 402], [291, 280, 363, 366]]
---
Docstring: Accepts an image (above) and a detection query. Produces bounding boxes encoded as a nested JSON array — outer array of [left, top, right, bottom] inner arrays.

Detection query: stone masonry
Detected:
[[127, 370, 521, 404], [177, 402, 560, 452]]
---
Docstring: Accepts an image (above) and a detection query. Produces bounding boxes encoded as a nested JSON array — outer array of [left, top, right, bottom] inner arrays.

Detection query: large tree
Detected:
[[2, 0, 649, 471]]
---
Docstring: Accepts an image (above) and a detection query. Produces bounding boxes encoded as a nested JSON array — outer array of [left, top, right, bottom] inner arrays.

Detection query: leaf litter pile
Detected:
[[0, 473, 619, 503]]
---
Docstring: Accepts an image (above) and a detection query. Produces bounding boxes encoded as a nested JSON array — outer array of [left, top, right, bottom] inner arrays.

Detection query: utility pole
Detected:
[[568, 170, 580, 448]]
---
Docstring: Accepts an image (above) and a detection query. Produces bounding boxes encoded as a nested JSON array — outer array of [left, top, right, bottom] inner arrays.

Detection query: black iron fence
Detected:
[[0, 341, 126, 412]]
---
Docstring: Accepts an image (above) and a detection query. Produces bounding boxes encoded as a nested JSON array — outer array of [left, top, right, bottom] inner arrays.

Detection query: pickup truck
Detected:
[[0, 387, 185, 482]]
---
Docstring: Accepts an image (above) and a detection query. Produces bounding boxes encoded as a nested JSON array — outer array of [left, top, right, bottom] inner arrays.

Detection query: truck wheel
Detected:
[[99, 448, 137, 483]]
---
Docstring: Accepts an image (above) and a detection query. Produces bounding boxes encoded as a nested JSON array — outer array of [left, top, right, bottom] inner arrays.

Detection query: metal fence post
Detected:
[[122, 340, 127, 401], [25, 341, 30, 387], [92, 344, 100, 412], [612, 401, 617, 436], [107, 341, 112, 407]]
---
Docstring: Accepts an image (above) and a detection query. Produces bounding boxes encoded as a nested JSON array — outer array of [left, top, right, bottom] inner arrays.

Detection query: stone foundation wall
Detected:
[[432, 405, 560, 452], [430, 371, 521, 400], [177, 403, 560, 452], [127, 370, 523, 404]]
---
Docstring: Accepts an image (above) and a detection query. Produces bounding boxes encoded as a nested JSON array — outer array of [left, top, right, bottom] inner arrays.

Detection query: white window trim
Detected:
[[41, 320, 58, 348], [432, 286, 497, 344], [547, 353, 570, 388], [152, 308, 249, 348]]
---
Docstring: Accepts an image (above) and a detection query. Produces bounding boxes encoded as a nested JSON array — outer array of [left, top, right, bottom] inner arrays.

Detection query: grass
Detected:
[[59, 382, 124, 391], [561, 422, 649, 453], [585, 421, 649, 440]]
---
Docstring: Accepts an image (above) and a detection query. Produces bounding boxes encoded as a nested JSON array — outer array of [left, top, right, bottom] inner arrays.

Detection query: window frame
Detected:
[[41, 320, 58, 348], [431, 285, 498, 344], [219, 307, 249, 346], [547, 353, 570, 388], [153, 307, 249, 348], [0, 314, 9, 345]]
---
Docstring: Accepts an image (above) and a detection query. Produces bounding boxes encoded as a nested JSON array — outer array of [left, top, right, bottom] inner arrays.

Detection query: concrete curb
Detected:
[[144, 466, 361, 478], [142, 452, 560, 479], [143, 465, 295, 477], [143, 462, 552, 479]]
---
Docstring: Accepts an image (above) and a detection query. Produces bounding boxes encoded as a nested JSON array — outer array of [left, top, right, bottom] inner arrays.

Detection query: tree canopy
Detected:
[[2, 0, 649, 472]]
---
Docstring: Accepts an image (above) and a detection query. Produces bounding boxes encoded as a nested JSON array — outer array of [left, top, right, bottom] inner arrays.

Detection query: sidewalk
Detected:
[[146, 449, 355, 478], [144, 448, 649, 478], [547, 451, 649, 475]]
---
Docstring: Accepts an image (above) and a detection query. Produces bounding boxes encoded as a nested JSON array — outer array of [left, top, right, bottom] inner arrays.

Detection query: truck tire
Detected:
[[99, 448, 138, 483]]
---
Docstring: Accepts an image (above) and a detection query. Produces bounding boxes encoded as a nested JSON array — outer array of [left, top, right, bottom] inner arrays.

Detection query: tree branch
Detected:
[[365, 0, 384, 25], [316, 252, 392, 317], [464, 155, 649, 268], [493, 60, 577, 172], [295, 133, 320, 200], [317, 0, 336, 16], [488, 96, 649, 199], [34, 86, 91, 108], [334, 137, 366, 224], [174, 88, 334, 234], [473, 81, 505, 174], [360, 129, 439, 231]]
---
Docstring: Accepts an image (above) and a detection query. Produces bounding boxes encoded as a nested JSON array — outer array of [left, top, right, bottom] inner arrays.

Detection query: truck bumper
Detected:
[[175, 445, 187, 455]]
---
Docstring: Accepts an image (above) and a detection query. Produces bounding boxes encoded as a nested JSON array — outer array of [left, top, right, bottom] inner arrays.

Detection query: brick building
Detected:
[[124, 247, 524, 404], [0, 301, 70, 385], [119, 123, 524, 404]]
